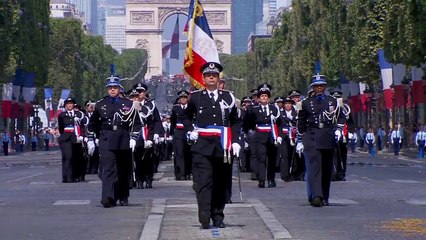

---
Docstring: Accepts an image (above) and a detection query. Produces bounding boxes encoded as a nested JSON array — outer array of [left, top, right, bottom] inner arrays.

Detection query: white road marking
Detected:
[[391, 179, 420, 184], [28, 165, 46, 169], [7, 173, 43, 183], [139, 198, 166, 240], [53, 200, 91, 205], [406, 199, 426, 205], [0, 167, 11, 170], [30, 181, 55, 185], [249, 198, 293, 239], [167, 203, 253, 209], [328, 198, 359, 205], [88, 180, 101, 184]]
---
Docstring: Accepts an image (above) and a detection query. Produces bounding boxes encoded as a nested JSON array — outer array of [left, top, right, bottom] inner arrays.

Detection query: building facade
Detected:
[[105, 6, 127, 53]]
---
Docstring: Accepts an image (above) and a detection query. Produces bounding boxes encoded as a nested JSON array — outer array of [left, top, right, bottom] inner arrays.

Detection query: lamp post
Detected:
[[363, 87, 375, 128]]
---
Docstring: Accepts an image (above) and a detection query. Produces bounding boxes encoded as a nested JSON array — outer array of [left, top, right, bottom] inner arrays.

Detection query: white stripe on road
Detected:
[[139, 198, 166, 240], [249, 198, 293, 239], [328, 198, 359, 205], [406, 199, 426, 205], [30, 181, 55, 185], [53, 200, 91, 205], [391, 179, 420, 184], [7, 173, 43, 183], [167, 203, 253, 209]]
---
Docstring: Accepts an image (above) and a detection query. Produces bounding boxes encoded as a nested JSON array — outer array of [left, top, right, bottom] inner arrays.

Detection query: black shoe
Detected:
[[323, 200, 329, 206], [101, 198, 116, 208], [213, 219, 226, 228], [310, 197, 323, 207], [186, 175, 191, 180], [119, 198, 128, 206], [258, 180, 265, 188], [201, 222, 210, 229], [268, 180, 276, 188], [136, 181, 144, 189], [146, 182, 152, 188]]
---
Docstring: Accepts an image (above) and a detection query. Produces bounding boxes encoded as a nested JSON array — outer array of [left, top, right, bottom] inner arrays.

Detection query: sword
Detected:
[[236, 156, 243, 202]]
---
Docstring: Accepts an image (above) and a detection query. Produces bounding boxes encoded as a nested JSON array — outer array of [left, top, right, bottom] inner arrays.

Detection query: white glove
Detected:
[[167, 136, 173, 141], [244, 141, 249, 148], [76, 136, 83, 143], [95, 139, 99, 147], [129, 139, 136, 152], [277, 137, 283, 145], [399, 139, 402, 144], [296, 142, 304, 157], [145, 140, 153, 149], [189, 131, 199, 141], [335, 130, 342, 142], [153, 134, 159, 142], [348, 132, 353, 139], [159, 137, 165, 143], [83, 137, 89, 143], [132, 100, 142, 111], [87, 141, 95, 156], [231, 143, 241, 158], [290, 138, 295, 146], [74, 117, 80, 123]]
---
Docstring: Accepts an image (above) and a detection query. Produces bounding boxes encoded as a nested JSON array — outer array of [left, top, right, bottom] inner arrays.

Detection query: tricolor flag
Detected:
[[339, 72, 350, 100], [57, 89, 71, 115], [22, 72, 36, 118], [184, 0, 220, 89], [378, 49, 394, 110], [162, 16, 180, 60], [44, 88, 54, 120]]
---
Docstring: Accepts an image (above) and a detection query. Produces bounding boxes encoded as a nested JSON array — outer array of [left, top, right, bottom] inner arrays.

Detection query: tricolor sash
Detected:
[[64, 126, 74, 133], [256, 124, 278, 143], [176, 123, 184, 129], [197, 125, 232, 163]]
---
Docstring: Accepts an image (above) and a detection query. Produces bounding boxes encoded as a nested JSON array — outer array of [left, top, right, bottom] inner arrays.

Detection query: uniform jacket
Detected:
[[186, 89, 240, 157], [278, 108, 297, 140], [297, 95, 345, 149], [58, 110, 84, 143], [170, 104, 191, 140], [88, 96, 141, 150], [140, 99, 163, 141], [243, 103, 281, 144]]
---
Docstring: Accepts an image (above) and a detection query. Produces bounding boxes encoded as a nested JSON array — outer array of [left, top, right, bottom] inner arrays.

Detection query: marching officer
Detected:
[[278, 97, 297, 182], [330, 90, 352, 181], [186, 62, 241, 229], [288, 89, 305, 181], [87, 75, 141, 207], [58, 97, 84, 183], [82, 100, 99, 174], [244, 83, 281, 188], [365, 128, 375, 158], [239, 96, 253, 172], [170, 90, 192, 180], [296, 74, 345, 207], [160, 114, 173, 163]]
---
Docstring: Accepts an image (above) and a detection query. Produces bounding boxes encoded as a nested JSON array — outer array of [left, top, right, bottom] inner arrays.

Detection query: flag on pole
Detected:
[[378, 49, 394, 110], [22, 72, 36, 118], [184, 0, 220, 89], [44, 88, 54, 120], [57, 89, 71, 115], [339, 72, 349, 100]]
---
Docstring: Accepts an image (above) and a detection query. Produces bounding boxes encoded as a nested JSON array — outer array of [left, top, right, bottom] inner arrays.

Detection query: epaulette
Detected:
[[191, 89, 203, 94]]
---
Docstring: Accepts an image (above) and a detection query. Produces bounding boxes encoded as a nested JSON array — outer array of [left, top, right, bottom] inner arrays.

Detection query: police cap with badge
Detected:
[[257, 83, 272, 97], [105, 75, 122, 88], [177, 90, 190, 98], [330, 90, 343, 98], [200, 62, 223, 75], [133, 82, 148, 93], [288, 90, 301, 98], [64, 97, 76, 104], [274, 96, 284, 103], [242, 96, 252, 103], [127, 89, 140, 97], [284, 97, 295, 104], [310, 74, 327, 87]]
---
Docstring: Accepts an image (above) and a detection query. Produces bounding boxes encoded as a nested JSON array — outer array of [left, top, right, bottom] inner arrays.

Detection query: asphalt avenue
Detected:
[[0, 147, 425, 240]]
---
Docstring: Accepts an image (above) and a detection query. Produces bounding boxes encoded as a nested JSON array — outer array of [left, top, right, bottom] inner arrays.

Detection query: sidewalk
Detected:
[[0, 149, 61, 166]]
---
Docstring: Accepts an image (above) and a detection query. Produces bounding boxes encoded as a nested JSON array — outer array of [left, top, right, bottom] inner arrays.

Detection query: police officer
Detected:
[[296, 74, 345, 207], [390, 126, 402, 155], [170, 90, 192, 180], [58, 97, 84, 183], [239, 96, 253, 172], [186, 62, 241, 229], [82, 100, 99, 174], [244, 84, 281, 188], [415, 125, 426, 158], [87, 76, 141, 207], [288, 89, 305, 181], [278, 97, 297, 182]]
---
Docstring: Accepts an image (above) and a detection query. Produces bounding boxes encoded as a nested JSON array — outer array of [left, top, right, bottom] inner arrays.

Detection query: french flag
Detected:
[[378, 49, 393, 110], [184, 0, 220, 89], [57, 89, 71, 116], [1, 83, 13, 118], [162, 16, 180, 60], [22, 72, 36, 118]]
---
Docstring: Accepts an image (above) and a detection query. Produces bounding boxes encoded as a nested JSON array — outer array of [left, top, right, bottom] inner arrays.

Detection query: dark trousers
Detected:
[[60, 141, 79, 182], [87, 147, 100, 174], [73, 143, 86, 180], [377, 137, 382, 150], [367, 141, 375, 157], [418, 140, 425, 158], [140, 148, 155, 184], [192, 152, 227, 224], [248, 132, 257, 179], [3, 142, 9, 156], [133, 146, 146, 182], [349, 139, 356, 153], [393, 138, 400, 155], [333, 142, 347, 180], [291, 151, 306, 180], [256, 141, 277, 182], [304, 148, 334, 202], [31, 142, 37, 151], [44, 139, 49, 151], [278, 139, 291, 180], [173, 138, 192, 179], [99, 143, 131, 201]]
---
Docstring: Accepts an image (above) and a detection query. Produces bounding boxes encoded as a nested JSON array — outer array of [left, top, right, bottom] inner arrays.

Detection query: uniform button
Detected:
[[214, 123, 217, 126], [213, 106, 215, 108], [315, 121, 318, 123], [213, 115, 216, 117]]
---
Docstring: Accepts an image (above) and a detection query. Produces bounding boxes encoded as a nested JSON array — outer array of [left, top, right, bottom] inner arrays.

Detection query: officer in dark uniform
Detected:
[[330, 90, 353, 181], [186, 62, 241, 229], [243, 84, 281, 188], [247, 90, 259, 180], [82, 100, 99, 174], [288, 89, 305, 181], [170, 90, 192, 180], [278, 97, 297, 182], [87, 76, 141, 207], [296, 75, 345, 207], [239, 96, 253, 172]]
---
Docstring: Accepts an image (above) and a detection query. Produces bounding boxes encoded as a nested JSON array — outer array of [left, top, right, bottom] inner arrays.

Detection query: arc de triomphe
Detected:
[[126, 0, 232, 79]]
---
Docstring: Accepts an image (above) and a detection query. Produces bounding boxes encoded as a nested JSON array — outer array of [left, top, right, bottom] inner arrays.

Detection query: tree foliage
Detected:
[[222, 0, 425, 97]]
